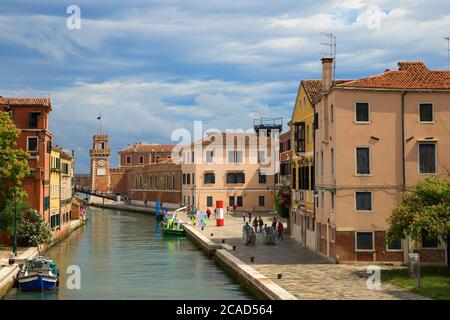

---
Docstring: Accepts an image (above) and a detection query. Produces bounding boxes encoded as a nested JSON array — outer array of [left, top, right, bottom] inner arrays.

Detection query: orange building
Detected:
[[0, 97, 52, 222]]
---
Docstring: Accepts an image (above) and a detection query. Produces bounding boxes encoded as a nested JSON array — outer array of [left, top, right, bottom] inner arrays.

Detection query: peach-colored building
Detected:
[[314, 59, 449, 264], [179, 132, 276, 212]]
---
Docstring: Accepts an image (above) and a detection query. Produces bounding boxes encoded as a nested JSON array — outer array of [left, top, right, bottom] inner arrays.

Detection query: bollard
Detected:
[[222, 239, 226, 244], [250, 256, 255, 263], [233, 245, 236, 250], [277, 273, 282, 279], [8, 258, 15, 265]]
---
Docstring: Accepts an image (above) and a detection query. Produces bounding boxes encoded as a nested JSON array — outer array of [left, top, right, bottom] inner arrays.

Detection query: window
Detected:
[[331, 148, 334, 176], [172, 174, 176, 189], [330, 105, 334, 123], [419, 103, 434, 122], [229, 196, 235, 207], [258, 151, 265, 163], [192, 173, 195, 185], [228, 151, 235, 163], [236, 151, 243, 163], [356, 232, 374, 251], [50, 213, 60, 229], [237, 196, 243, 207], [295, 122, 306, 152], [306, 125, 309, 145], [139, 155, 144, 164], [259, 196, 265, 207], [258, 172, 266, 184], [330, 227, 335, 242], [330, 192, 335, 210], [207, 196, 213, 207], [356, 147, 370, 175], [27, 137, 38, 153], [419, 143, 436, 173], [126, 155, 131, 164], [422, 237, 439, 248], [320, 191, 324, 208], [44, 196, 50, 211], [182, 173, 186, 185], [28, 112, 40, 128], [387, 238, 402, 251], [186, 173, 191, 185], [355, 192, 372, 211], [355, 103, 370, 123], [206, 151, 214, 163], [226, 172, 245, 184], [320, 151, 324, 176], [314, 112, 319, 130], [204, 172, 215, 184]]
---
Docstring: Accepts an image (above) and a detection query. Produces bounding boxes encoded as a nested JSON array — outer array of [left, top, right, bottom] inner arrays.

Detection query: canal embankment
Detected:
[[183, 224, 296, 300], [0, 218, 85, 298]]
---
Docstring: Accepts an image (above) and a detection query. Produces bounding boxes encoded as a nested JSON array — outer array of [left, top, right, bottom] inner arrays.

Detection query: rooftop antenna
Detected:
[[320, 32, 336, 86], [445, 36, 450, 70]]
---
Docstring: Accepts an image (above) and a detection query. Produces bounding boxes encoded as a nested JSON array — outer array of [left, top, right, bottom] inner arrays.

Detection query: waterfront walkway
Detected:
[[193, 211, 426, 300]]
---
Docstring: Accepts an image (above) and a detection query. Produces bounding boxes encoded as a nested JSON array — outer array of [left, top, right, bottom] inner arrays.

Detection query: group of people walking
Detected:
[[243, 211, 284, 240]]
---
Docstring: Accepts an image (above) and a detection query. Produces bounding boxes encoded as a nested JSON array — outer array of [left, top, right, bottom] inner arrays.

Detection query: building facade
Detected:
[[314, 59, 449, 264], [180, 132, 276, 212], [0, 97, 52, 223], [278, 131, 292, 186], [289, 81, 321, 247]]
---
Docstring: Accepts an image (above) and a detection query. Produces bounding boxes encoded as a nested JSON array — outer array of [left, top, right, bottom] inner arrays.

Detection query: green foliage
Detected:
[[387, 177, 450, 245], [382, 267, 450, 300], [0, 198, 28, 236], [0, 111, 30, 233], [17, 209, 53, 246], [275, 185, 291, 218]]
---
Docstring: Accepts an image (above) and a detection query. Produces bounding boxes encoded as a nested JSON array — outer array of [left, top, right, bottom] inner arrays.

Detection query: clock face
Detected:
[[98, 160, 105, 167]]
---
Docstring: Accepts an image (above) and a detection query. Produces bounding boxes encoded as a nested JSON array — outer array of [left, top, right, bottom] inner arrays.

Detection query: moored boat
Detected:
[[161, 206, 188, 236], [18, 256, 59, 291]]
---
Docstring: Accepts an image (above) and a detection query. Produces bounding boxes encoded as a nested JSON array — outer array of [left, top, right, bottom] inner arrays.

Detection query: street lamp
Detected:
[[12, 197, 18, 257]]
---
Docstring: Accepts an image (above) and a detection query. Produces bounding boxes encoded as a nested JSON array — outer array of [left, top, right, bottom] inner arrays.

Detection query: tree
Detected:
[[0, 111, 30, 234], [387, 177, 450, 248], [17, 209, 53, 246], [275, 185, 291, 218]]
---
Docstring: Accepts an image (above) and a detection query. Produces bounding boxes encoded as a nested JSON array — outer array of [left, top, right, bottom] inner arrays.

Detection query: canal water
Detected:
[[4, 206, 253, 300]]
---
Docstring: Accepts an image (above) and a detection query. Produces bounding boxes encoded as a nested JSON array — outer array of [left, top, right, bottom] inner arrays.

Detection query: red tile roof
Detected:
[[119, 143, 175, 153], [301, 80, 352, 103], [337, 62, 450, 90], [0, 97, 51, 108]]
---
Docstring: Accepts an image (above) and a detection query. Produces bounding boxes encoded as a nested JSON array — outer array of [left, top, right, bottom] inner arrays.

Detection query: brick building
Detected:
[[0, 97, 52, 222]]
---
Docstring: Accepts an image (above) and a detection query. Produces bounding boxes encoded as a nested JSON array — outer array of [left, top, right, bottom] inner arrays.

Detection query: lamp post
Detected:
[[12, 197, 18, 257]]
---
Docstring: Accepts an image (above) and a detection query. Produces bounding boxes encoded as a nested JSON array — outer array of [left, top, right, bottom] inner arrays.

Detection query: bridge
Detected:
[[75, 186, 119, 201]]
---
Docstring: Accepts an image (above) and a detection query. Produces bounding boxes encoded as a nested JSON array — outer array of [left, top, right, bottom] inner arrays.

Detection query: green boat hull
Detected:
[[162, 227, 185, 236]]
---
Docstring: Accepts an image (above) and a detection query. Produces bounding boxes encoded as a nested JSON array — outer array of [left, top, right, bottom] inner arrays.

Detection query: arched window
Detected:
[[172, 174, 176, 190], [149, 176, 152, 190], [155, 174, 158, 189], [166, 174, 169, 190]]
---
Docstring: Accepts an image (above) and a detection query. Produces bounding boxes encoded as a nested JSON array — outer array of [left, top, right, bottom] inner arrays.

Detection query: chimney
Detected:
[[321, 57, 334, 92]]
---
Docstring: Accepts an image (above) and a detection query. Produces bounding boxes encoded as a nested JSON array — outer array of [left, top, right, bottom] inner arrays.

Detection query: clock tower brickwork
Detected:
[[90, 134, 112, 192]]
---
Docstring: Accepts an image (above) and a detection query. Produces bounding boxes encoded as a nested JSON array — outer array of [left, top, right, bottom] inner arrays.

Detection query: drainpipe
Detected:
[[401, 91, 407, 190]]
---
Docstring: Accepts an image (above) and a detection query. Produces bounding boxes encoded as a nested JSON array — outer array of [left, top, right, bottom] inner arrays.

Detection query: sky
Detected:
[[0, 0, 449, 173]]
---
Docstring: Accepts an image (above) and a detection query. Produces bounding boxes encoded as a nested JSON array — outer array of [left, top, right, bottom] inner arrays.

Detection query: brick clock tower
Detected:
[[90, 134, 112, 192]]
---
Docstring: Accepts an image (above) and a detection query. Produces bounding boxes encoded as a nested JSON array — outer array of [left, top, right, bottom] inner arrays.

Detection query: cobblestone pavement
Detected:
[[191, 212, 426, 300]]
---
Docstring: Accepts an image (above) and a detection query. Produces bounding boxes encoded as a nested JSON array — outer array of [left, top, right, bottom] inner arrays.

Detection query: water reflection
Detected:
[[4, 207, 252, 300]]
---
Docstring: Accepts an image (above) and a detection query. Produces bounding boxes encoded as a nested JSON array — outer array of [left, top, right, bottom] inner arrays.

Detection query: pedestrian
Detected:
[[277, 221, 284, 240], [242, 211, 246, 223], [206, 208, 211, 219], [144, 200, 148, 207], [252, 216, 258, 232], [258, 217, 264, 233], [233, 204, 237, 215], [248, 211, 252, 224], [272, 217, 277, 230]]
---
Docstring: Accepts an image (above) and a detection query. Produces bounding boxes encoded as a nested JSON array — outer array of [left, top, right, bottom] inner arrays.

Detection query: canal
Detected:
[[4, 206, 253, 300]]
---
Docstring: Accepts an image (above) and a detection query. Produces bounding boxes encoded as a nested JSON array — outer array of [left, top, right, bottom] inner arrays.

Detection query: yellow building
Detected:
[[50, 147, 61, 230], [289, 80, 322, 248], [60, 150, 74, 229]]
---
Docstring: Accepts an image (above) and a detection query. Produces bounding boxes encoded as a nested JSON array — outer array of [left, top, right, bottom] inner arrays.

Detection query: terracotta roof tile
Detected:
[[337, 62, 450, 90], [119, 143, 175, 153], [301, 80, 352, 103], [0, 97, 51, 108]]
